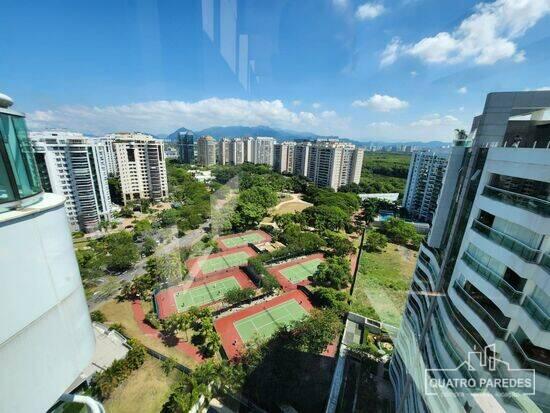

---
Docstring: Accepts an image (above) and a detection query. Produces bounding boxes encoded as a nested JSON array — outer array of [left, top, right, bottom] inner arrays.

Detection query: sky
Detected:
[[1, 0, 549, 142]]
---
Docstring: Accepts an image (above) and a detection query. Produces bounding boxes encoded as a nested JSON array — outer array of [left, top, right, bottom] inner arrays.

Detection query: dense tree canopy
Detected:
[[312, 256, 351, 289]]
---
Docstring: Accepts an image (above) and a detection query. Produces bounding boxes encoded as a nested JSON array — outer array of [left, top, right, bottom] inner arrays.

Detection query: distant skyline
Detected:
[[2, 0, 549, 142]]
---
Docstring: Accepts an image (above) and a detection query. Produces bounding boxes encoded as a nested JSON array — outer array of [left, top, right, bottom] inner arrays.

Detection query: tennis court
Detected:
[[199, 251, 250, 274], [234, 299, 308, 342], [221, 232, 265, 248], [280, 258, 323, 283], [174, 276, 241, 311]]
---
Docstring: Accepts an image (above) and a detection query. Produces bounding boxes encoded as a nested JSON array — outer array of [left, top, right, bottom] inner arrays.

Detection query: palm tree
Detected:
[[454, 128, 468, 140]]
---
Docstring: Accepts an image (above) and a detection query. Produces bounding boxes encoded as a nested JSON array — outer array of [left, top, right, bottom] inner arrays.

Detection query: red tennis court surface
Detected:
[[185, 246, 257, 277], [154, 269, 256, 319], [217, 230, 271, 251], [214, 290, 313, 359], [268, 253, 324, 291]]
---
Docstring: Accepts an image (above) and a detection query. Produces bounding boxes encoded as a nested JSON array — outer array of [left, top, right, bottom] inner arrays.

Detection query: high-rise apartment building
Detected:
[[197, 135, 217, 166], [293, 141, 311, 177], [304, 140, 363, 190], [274, 141, 296, 173], [230, 138, 245, 165], [254, 137, 276, 166], [113, 132, 168, 204], [391, 92, 550, 413], [218, 137, 231, 165], [402, 150, 449, 223], [0, 94, 100, 412], [244, 136, 255, 163], [30, 131, 112, 232], [97, 134, 118, 175], [177, 131, 195, 164]]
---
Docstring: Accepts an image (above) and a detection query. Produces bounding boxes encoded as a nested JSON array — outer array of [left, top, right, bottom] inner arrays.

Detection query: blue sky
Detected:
[[1, 0, 549, 141]]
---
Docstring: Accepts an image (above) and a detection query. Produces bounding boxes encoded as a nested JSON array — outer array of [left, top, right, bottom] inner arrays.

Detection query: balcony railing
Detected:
[[522, 296, 550, 330], [453, 280, 510, 339], [471, 219, 542, 263], [461, 251, 523, 303], [482, 185, 550, 217], [418, 254, 439, 283], [508, 333, 550, 376], [541, 253, 550, 274]]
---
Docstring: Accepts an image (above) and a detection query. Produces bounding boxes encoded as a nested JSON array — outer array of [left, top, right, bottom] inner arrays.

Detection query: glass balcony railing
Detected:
[[418, 253, 439, 283], [508, 333, 550, 376], [483, 185, 550, 217], [471, 219, 541, 263], [453, 280, 510, 339], [522, 296, 550, 330], [541, 253, 550, 274], [461, 251, 524, 303]]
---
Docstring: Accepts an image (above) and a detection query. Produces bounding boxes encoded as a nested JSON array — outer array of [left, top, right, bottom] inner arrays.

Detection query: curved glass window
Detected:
[[0, 113, 42, 203]]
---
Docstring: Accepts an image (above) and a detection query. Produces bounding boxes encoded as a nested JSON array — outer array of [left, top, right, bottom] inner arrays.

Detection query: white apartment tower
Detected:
[[293, 141, 311, 177], [0, 94, 100, 412], [274, 141, 296, 173], [402, 150, 449, 223], [305, 140, 363, 190], [113, 132, 168, 204], [30, 131, 112, 232], [253, 137, 276, 166], [97, 134, 118, 175], [197, 135, 217, 166], [218, 137, 231, 165], [391, 91, 550, 413], [230, 138, 245, 165], [243, 136, 255, 163]]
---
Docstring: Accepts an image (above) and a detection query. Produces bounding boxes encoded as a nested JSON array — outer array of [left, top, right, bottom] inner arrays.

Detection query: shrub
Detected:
[[90, 310, 106, 323]]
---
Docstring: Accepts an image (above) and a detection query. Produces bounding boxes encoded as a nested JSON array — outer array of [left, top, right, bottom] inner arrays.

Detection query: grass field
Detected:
[[222, 232, 264, 248], [104, 356, 178, 413], [199, 251, 250, 274], [350, 241, 416, 327], [280, 258, 322, 283], [175, 276, 240, 310], [235, 299, 308, 342], [99, 299, 198, 367]]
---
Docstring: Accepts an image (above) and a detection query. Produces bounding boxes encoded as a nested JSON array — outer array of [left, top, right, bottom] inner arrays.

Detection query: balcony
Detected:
[[508, 333, 550, 376], [471, 219, 542, 263], [482, 185, 550, 217], [461, 251, 523, 303], [453, 280, 510, 339], [522, 295, 550, 330]]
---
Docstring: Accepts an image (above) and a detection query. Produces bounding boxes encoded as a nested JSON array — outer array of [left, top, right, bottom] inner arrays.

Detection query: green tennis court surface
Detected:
[[280, 258, 323, 283], [175, 277, 241, 311], [199, 251, 250, 274], [222, 233, 264, 248], [234, 299, 308, 342]]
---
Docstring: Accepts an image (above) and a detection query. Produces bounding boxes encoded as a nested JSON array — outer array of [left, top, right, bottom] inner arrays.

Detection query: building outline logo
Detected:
[[424, 344, 536, 397]]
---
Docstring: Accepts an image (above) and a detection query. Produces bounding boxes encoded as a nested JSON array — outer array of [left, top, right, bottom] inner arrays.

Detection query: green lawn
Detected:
[[350, 241, 417, 327]]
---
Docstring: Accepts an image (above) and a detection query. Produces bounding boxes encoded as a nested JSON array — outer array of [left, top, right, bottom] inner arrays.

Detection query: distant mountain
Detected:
[[162, 125, 450, 149]]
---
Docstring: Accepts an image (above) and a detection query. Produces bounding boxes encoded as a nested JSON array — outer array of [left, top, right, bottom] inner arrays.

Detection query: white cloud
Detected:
[[535, 86, 550, 91], [332, 0, 349, 9], [369, 121, 396, 127], [410, 71, 418, 77], [27, 98, 349, 136], [459, 106, 465, 111], [356, 2, 385, 20], [380, 0, 550, 66], [292, 100, 302, 106], [457, 86, 468, 94], [352, 94, 409, 112], [312, 102, 322, 109], [410, 113, 459, 127]]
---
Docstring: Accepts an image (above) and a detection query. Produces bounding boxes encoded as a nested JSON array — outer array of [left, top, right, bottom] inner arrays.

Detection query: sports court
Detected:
[[234, 299, 308, 342], [217, 230, 271, 250], [268, 253, 324, 290], [174, 276, 240, 311], [154, 269, 256, 318], [185, 246, 257, 277], [214, 290, 313, 359]]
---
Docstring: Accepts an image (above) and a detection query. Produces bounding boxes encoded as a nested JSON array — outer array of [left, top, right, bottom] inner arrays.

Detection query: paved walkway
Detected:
[[131, 300, 204, 363]]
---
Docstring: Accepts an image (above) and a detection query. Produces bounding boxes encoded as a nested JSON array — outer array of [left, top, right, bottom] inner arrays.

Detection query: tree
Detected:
[[133, 219, 153, 240], [379, 217, 419, 247], [90, 310, 106, 323], [142, 236, 156, 256], [103, 232, 139, 272], [302, 205, 349, 231], [108, 177, 123, 205], [364, 230, 388, 252], [223, 287, 256, 305], [261, 274, 281, 295], [324, 231, 356, 256], [312, 256, 351, 289], [120, 204, 134, 218], [312, 287, 349, 315], [161, 356, 178, 375]]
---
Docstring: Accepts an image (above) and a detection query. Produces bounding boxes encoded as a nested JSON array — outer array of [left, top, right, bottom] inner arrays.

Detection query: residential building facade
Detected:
[[402, 150, 449, 223], [197, 135, 217, 166], [113, 132, 168, 204], [0, 94, 99, 412], [177, 130, 195, 164], [274, 141, 296, 173], [97, 134, 118, 175], [293, 141, 311, 177], [230, 138, 245, 165], [218, 137, 231, 164], [254, 136, 276, 166], [30, 131, 112, 232], [390, 91, 550, 413]]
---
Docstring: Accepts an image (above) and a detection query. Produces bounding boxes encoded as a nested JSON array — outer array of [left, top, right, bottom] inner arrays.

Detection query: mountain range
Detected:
[[159, 125, 450, 149]]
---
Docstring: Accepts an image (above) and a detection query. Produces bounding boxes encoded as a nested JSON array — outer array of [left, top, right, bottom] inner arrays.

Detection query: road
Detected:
[[87, 221, 209, 310]]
